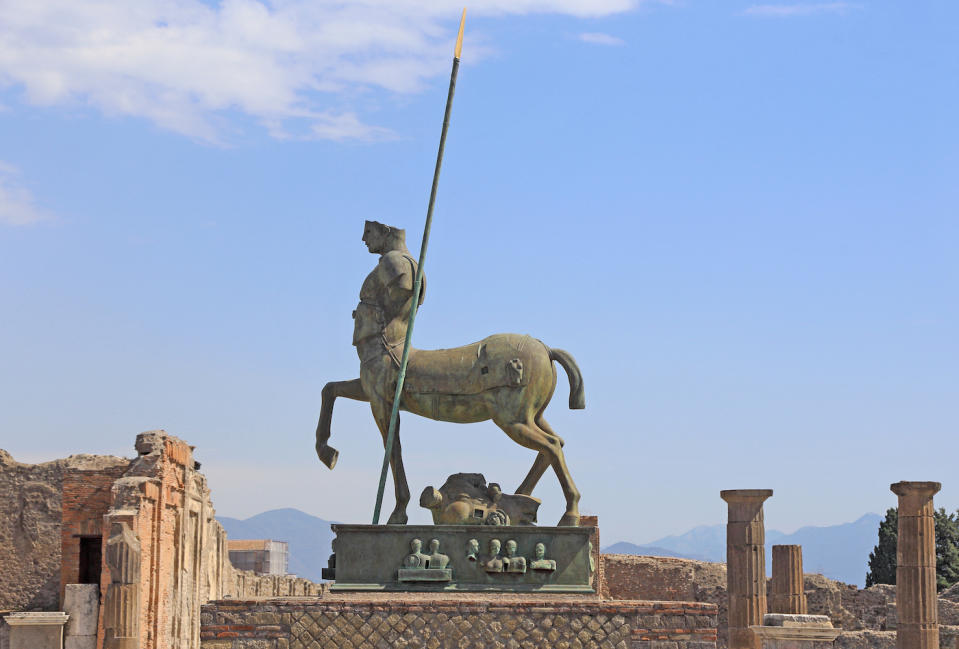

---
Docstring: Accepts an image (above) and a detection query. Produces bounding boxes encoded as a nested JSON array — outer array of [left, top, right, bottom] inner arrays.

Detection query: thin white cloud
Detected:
[[0, 162, 50, 226], [743, 3, 862, 17], [0, 0, 638, 143], [578, 32, 626, 46]]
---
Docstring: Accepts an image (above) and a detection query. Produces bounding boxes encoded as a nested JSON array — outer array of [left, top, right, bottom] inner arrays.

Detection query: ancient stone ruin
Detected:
[[722, 489, 773, 649], [0, 431, 321, 649], [2, 430, 951, 649]]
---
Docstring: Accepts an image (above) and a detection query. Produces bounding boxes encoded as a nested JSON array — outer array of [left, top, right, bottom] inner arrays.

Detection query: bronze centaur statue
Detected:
[[315, 221, 586, 526]]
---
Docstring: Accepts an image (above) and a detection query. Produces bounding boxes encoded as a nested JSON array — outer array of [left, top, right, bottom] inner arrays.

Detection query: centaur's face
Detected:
[[362, 220, 387, 254]]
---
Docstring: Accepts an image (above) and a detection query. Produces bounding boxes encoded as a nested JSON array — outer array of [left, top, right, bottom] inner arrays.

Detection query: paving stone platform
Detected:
[[200, 593, 718, 649]]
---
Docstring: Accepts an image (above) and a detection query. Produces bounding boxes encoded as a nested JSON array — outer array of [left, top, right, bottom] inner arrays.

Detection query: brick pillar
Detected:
[[580, 515, 604, 596], [770, 545, 807, 614], [891, 481, 941, 649], [722, 489, 773, 649]]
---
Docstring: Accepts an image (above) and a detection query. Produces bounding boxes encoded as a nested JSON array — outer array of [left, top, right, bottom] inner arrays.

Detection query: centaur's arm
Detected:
[[379, 250, 425, 325]]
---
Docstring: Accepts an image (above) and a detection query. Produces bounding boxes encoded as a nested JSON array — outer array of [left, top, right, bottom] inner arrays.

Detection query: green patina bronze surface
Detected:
[[420, 473, 541, 526], [314, 220, 587, 528], [328, 524, 594, 592]]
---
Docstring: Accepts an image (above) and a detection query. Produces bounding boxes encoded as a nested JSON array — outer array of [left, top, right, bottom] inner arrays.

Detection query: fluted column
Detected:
[[892, 481, 941, 649], [103, 521, 141, 649], [770, 545, 807, 614], [722, 489, 773, 649]]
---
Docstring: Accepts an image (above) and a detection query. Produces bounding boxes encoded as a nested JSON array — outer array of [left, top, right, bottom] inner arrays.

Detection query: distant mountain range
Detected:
[[218, 508, 335, 582], [603, 513, 882, 587], [217, 509, 882, 587]]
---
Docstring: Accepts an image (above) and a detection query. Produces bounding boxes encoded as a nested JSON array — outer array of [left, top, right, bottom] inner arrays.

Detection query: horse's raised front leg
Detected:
[[370, 398, 410, 525], [315, 378, 367, 469]]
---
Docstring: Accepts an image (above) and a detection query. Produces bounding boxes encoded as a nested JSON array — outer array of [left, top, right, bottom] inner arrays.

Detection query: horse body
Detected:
[[316, 331, 585, 526], [393, 334, 554, 423]]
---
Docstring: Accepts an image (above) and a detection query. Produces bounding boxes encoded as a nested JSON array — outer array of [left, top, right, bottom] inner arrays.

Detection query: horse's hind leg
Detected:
[[370, 398, 411, 525], [516, 417, 565, 496], [495, 418, 580, 527], [517, 454, 549, 496], [316, 378, 368, 469]]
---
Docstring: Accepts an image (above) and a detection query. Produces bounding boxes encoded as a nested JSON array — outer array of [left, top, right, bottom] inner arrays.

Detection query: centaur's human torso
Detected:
[[352, 249, 422, 361], [353, 249, 548, 423]]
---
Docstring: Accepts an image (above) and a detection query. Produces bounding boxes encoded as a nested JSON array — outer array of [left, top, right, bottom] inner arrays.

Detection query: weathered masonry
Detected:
[[0, 431, 321, 649], [200, 596, 719, 649]]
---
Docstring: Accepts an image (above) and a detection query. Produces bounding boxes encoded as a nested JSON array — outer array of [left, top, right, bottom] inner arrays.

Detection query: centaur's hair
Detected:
[[366, 220, 406, 248]]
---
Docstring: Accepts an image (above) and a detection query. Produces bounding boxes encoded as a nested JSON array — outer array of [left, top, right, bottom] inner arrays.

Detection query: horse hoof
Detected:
[[317, 445, 339, 470], [387, 512, 408, 525], [558, 513, 580, 527]]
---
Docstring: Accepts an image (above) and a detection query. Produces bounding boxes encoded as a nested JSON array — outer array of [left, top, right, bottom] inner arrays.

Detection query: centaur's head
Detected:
[[363, 220, 406, 254]]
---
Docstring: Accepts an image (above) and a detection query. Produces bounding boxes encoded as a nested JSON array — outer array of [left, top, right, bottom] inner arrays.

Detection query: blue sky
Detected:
[[1, 0, 956, 546]]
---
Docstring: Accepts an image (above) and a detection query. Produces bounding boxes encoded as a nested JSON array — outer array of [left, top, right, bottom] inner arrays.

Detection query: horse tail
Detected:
[[548, 347, 586, 410]]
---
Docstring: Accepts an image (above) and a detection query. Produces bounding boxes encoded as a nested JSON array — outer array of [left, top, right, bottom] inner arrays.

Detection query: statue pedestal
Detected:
[[328, 523, 595, 593]]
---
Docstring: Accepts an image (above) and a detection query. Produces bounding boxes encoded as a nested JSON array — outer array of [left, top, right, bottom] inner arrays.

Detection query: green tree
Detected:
[[935, 508, 959, 590], [865, 507, 959, 591], [866, 507, 897, 587]]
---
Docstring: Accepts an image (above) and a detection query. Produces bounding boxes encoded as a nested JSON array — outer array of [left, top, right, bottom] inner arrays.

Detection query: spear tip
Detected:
[[455, 8, 466, 59]]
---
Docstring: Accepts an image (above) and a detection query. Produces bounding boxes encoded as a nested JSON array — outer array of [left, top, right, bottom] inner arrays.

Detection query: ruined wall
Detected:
[[0, 449, 63, 612], [601, 553, 959, 648], [98, 430, 323, 649], [97, 431, 237, 649], [2, 433, 322, 649], [0, 449, 130, 612], [201, 596, 719, 649], [61, 459, 132, 604], [229, 571, 324, 598], [602, 555, 729, 645]]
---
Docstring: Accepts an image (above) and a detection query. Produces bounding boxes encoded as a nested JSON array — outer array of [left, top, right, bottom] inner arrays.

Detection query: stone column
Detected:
[[770, 545, 807, 614], [891, 481, 941, 649], [102, 521, 141, 649], [722, 489, 774, 649]]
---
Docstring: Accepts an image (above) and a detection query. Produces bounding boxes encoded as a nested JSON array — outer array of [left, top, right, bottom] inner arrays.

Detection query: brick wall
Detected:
[[98, 431, 233, 649], [97, 430, 322, 649], [60, 462, 131, 604], [581, 514, 605, 595], [0, 449, 130, 612], [200, 596, 719, 649], [1, 433, 322, 649]]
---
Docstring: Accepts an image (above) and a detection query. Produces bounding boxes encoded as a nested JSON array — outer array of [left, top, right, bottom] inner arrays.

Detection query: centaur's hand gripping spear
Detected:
[[372, 9, 467, 525]]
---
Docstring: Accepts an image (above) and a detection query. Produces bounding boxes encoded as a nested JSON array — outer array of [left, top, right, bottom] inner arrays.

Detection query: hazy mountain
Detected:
[[604, 513, 882, 587], [218, 508, 335, 582], [601, 541, 713, 562], [771, 513, 882, 587], [220, 508, 883, 587]]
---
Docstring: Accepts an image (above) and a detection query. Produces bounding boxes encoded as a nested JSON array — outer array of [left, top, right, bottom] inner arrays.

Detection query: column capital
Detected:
[[891, 481, 941, 498], [721, 489, 773, 504]]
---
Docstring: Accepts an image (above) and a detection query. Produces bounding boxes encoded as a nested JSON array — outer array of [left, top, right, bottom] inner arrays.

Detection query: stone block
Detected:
[[65, 637, 97, 649], [64, 584, 99, 637], [3, 612, 69, 649], [751, 613, 840, 649]]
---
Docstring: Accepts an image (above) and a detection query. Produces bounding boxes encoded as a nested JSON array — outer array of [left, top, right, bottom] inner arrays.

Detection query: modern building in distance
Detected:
[[227, 539, 290, 576]]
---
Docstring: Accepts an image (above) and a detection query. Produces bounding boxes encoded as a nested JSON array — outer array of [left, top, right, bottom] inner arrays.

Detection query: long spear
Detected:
[[372, 9, 467, 525]]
